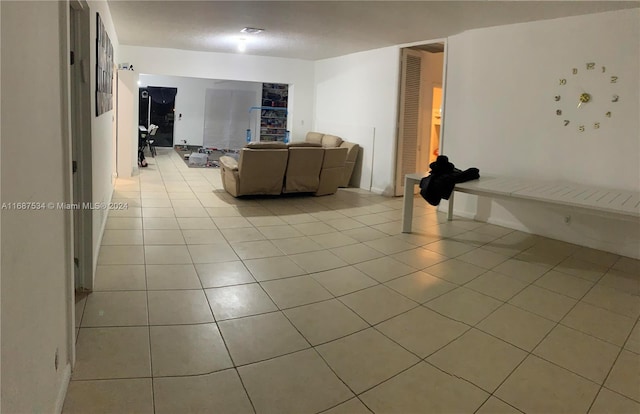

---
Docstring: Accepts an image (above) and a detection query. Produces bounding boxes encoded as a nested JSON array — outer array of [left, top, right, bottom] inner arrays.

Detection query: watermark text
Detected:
[[2, 202, 129, 211]]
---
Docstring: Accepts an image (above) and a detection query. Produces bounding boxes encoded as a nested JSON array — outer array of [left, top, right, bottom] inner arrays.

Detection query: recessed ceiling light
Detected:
[[240, 27, 264, 34]]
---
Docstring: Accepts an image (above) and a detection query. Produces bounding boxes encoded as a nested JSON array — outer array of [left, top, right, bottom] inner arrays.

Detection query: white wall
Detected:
[[89, 0, 119, 272], [139, 75, 262, 146], [314, 46, 401, 194], [119, 46, 314, 142], [443, 9, 640, 257], [1, 2, 72, 412], [1, 1, 123, 411]]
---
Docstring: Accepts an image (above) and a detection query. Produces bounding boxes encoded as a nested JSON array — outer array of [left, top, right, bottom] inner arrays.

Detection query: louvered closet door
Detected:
[[394, 49, 422, 196]]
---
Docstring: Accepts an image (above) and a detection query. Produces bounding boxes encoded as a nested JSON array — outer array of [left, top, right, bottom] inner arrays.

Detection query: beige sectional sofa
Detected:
[[218, 142, 347, 197], [305, 132, 360, 187]]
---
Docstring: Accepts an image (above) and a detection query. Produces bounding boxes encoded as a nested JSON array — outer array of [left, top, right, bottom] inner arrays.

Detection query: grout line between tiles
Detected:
[[135, 174, 157, 414], [586, 317, 640, 411]]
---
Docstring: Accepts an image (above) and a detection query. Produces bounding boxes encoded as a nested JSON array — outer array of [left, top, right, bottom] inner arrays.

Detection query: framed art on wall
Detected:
[[96, 12, 113, 116]]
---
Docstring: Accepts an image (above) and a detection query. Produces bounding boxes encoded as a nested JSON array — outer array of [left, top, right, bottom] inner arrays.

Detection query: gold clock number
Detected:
[[578, 125, 585, 132], [594, 122, 600, 129], [572, 68, 578, 75], [606, 112, 612, 118], [586, 62, 595, 70], [556, 110, 562, 115], [602, 66, 606, 73], [611, 76, 618, 83], [564, 120, 570, 126], [559, 79, 567, 85], [612, 95, 619, 102], [554, 95, 561, 101]]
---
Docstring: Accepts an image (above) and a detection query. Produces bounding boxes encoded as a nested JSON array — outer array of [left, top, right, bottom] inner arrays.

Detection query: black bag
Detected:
[[419, 156, 479, 206]]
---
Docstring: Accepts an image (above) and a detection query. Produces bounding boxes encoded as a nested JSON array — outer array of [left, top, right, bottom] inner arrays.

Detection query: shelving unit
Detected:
[[259, 108, 287, 141], [247, 106, 288, 143], [260, 83, 288, 142]]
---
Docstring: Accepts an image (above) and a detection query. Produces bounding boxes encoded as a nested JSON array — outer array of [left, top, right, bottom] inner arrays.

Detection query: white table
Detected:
[[402, 174, 640, 233]]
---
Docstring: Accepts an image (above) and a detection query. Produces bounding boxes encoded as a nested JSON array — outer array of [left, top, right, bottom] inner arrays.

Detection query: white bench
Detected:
[[402, 174, 640, 233]]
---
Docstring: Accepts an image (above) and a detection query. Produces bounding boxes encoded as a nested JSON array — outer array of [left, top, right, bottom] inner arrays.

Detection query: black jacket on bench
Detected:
[[419, 156, 480, 206]]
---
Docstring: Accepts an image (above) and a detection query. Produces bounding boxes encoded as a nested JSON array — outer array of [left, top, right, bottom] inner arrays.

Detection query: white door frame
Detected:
[[63, 0, 93, 370], [69, 0, 93, 293], [439, 41, 449, 157], [394, 39, 448, 197]]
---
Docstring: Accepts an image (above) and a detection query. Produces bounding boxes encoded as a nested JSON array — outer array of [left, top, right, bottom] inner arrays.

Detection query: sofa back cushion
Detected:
[[305, 132, 324, 145], [283, 147, 324, 193], [245, 142, 287, 149], [288, 142, 322, 148], [321, 147, 348, 168], [237, 148, 289, 195], [321, 134, 343, 148]]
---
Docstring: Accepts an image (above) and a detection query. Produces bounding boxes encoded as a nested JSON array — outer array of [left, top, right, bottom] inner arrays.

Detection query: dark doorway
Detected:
[[139, 86, 177, 147]]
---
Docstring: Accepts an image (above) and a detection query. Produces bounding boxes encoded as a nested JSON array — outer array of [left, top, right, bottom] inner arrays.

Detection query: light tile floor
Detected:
[[64, 148, 640, 414]]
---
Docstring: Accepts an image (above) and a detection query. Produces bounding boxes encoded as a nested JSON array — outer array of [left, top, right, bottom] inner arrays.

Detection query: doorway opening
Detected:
[[394, 41, 446, 196], [139, 86, 177, 147]]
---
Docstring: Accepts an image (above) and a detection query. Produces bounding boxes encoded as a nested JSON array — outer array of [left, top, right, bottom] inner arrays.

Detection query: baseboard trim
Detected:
[[54, 363, 72, 413]]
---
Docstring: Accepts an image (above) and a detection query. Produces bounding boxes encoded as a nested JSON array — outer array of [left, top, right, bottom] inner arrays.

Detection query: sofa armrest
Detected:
[[219, 155, 239, 171], [338, 142, 360, 187], [339, 141, 359, 162], [219, 155, 240, 197], [315, 147, 348, 196]]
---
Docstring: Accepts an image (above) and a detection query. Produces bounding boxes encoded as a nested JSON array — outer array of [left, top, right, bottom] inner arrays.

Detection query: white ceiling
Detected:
[[108, 1, 639, 61]]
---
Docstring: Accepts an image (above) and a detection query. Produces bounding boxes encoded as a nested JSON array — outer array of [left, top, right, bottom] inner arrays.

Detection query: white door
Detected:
[[70, 0, 93, 291], [394, 49, 423, 196]]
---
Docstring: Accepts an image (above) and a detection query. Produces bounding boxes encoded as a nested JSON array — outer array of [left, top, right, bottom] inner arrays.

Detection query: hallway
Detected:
[[63, 149, 639, 413]]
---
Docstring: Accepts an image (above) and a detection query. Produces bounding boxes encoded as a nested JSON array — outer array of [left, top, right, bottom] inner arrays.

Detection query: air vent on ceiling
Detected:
[[240, 27, 264, 34]]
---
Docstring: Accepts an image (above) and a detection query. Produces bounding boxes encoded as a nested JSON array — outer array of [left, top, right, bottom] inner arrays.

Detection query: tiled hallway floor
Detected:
[[63, 148, 640, 413]]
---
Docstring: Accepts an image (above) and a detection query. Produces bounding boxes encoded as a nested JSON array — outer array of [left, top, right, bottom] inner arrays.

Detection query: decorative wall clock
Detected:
[[554, 61, 619, 131]]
